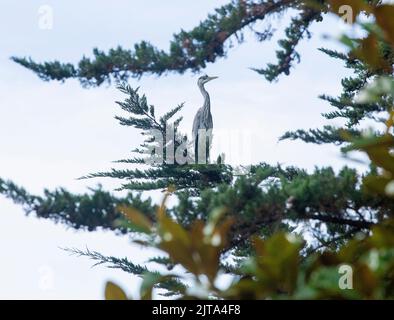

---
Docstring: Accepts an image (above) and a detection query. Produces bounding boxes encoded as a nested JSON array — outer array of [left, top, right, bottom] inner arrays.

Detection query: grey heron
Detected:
[[192, 74, 218, 163]]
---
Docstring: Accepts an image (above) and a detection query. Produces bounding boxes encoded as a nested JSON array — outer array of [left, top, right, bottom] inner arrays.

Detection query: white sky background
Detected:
[[0, 1, 369, 299]]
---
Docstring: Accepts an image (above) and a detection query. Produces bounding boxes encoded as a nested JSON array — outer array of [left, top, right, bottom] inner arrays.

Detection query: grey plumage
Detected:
[[192, 74, 218, 163]]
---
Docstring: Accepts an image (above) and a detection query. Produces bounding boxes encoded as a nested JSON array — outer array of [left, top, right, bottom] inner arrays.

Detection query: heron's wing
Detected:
[[192, 108, 203, 140]]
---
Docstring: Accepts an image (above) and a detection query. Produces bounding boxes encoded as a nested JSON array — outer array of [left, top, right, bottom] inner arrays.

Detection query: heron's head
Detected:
[[198, 74, 218, 86]]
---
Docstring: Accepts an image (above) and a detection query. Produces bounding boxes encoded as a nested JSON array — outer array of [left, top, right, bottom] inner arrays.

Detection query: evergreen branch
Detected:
[[280, 125, 360, 145], [113, 158, 146, 164], [115, 83, 163, 131], [1, 164, 390, 253], [11, 0, 311, 87], [301, 213, 374, 229], [148, 256, 176, 270], [64, 247, 186, 294], [253, 6, 322, 81], [160, 104, 184, 125], [0, 178, 156, 231], [64, 247, 149, 274]]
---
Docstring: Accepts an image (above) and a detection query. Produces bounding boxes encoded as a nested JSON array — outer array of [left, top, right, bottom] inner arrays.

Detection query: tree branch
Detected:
[[302, 213, 375, 229], [11, 0, 314, 87]]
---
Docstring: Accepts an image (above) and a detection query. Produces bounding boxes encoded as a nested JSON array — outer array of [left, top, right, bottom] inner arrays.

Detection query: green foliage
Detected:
[[11, 0, 323, 86], [105, 199, 394, 299], [328, 2, 394, 206], [282, 1, 394, 146], [0, 178, 155, 231], [254, 4, 323, 80], [65, 247, 148, 274]]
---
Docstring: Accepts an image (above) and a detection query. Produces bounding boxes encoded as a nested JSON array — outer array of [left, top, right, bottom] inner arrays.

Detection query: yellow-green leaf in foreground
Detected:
[[118, 205, 152, 233], [375, 5, 394, 46], [104, 281, 128, 300]]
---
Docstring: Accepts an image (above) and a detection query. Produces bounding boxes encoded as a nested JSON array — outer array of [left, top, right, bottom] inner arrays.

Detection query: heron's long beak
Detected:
[[206, 76, 218, 82]]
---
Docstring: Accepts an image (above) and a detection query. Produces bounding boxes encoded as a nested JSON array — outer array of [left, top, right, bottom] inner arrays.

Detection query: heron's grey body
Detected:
[[192, 75, 217, 163]]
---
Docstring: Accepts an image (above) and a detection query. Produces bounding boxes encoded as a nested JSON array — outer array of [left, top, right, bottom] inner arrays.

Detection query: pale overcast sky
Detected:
[[0, 1, 366, 299]]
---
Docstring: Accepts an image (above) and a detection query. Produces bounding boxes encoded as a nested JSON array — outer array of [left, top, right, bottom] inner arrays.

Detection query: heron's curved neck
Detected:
[[199, 83, 210, 111]]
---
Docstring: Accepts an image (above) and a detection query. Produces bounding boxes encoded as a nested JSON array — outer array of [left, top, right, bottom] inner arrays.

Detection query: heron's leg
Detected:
[[197, 130, 213, 164], [205, 136, 210, 163], [197, 135, 207, 164], [206, 129, 213, 164], [194, 139, 199, 164]]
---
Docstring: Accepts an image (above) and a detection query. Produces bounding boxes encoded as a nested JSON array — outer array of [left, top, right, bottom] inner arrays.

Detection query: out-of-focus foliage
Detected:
[[105, 197, 394, 299], [105, 281, 129, 300], [328, 1, 394, 203]]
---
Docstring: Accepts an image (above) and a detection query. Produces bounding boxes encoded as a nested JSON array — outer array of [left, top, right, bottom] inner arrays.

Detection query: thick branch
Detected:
[[302, 213, 375, 229]]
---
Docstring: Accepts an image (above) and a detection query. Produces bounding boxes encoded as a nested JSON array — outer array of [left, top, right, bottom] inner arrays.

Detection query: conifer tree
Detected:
[[2, 0, 394, 297], [12, 0, 324, 86]]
